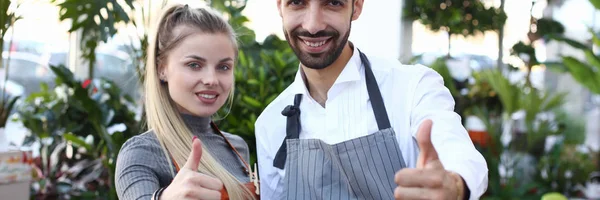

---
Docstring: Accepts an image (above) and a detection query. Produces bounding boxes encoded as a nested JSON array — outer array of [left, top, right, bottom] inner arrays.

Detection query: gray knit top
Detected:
[[115, 114, 250, 200]]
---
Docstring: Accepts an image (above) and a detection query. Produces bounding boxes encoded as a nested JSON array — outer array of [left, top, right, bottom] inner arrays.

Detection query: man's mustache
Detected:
[[292, 28, 338, 38]]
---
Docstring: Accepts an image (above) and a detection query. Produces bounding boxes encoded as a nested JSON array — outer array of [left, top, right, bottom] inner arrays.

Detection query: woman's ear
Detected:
[[158, 64, 168, 82]]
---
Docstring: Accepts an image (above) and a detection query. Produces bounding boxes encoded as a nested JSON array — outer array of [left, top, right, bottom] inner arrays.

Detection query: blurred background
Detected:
[[0, 0, 598, 199]]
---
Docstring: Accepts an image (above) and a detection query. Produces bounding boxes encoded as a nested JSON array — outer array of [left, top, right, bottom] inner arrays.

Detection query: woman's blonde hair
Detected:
[[145, 3, 253, 200]]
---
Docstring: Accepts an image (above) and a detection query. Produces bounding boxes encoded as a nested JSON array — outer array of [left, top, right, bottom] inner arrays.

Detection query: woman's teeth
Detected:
[[198, 94, 216, 99], [304, 40, 326, 47]]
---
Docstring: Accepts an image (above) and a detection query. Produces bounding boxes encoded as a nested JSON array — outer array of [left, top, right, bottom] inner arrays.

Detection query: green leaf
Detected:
[[479, 69, 520, 114], [547, 34, 590, 50], [242, 96, 262, 108], [246, 79, 259, 85], [563, 56, 600, 94], [230, 16, 249, 27], [64, 133, 92, 151], [584, 50, 600, 70], [591, 0, 600, 10], [542, 61, 567, 73], [542, 92, 567, 111], [591, 29, 600, 47], [536, 18, 565, 37]]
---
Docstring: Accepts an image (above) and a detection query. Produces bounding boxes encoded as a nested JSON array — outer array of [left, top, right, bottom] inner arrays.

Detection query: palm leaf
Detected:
[[547, 34, 590, 50], [563, 56, 600, 94], [479, 70, 520, 114]]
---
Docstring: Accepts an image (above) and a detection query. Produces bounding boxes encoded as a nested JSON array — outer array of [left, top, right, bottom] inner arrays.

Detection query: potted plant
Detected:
[[0, 0, 20, 148]]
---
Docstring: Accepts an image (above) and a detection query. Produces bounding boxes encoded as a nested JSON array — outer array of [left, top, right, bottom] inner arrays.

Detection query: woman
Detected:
[[115, 3, 257, 200]]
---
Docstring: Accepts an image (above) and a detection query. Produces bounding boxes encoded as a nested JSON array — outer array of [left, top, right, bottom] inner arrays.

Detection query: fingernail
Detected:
[[192, 136, 197, 141]]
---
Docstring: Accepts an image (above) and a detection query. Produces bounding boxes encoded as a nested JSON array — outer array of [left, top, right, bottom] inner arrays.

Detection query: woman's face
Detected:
[[160, 28, 235, 117]]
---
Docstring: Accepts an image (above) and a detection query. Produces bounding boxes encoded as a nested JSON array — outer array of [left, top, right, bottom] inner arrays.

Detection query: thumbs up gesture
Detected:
[[160, 137, 224, 200], [393, 120, 466, 200]]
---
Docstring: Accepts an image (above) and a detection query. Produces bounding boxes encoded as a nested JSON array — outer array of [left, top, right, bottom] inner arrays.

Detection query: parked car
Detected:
[[0, 52, 55, 96], [49, 48, 140, 99]]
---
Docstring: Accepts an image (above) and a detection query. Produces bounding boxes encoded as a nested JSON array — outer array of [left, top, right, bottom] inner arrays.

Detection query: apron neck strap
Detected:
[[359, 49, 391, 130], [273, 48, 392, 169]]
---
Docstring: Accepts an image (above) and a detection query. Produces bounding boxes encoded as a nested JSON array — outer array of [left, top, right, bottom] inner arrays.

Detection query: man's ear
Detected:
[[277, 0, 283, 17], [351, 0, 364, 21]]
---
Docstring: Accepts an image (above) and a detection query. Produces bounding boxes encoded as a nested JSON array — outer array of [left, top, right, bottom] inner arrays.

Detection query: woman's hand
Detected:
[[160, 137, 224, 200]]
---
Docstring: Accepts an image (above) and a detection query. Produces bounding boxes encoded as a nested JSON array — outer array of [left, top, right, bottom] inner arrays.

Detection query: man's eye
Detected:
[[289, 0, 303, 6], [328, 0, 343, 6]]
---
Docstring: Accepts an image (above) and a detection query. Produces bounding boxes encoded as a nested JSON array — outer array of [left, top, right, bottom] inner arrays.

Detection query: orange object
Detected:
[[468, 130, 490, 147]]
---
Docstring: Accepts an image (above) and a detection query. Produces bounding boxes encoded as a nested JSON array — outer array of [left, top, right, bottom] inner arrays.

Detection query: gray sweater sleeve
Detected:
[[115, 130, 251, 200], [115, 133, 173, 200]]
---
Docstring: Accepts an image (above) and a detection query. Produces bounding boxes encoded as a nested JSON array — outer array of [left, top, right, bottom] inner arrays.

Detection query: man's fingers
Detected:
[[183, 136, 203, 171], [394, 186, 443, 200], [415, 119, 440, 168], [394, 167, 446, 188]]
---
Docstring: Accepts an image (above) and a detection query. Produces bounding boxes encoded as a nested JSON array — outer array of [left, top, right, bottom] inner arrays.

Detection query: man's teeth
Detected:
[[198, 94, 216, 99], [304, 40, 326, 47]]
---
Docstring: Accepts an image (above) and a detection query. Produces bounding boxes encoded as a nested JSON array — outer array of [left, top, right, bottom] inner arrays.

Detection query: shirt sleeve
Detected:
[[255, 122, 284, 199], [409, 66, 489, 199], [115, 137, 162, 200]]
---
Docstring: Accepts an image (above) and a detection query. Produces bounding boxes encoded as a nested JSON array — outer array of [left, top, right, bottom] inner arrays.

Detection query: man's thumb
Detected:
[[416, 119, 439, 168], [183, 136, 203, 171]]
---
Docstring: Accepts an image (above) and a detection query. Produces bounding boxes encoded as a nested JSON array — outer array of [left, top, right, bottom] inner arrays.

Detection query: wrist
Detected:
[[153, 187, 167, 200], [448, 171, 466, 200]]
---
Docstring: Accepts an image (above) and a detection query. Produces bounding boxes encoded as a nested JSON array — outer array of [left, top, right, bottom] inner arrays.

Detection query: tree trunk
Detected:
[[447, 32, 452, 58], [497, 0, 505, 69]]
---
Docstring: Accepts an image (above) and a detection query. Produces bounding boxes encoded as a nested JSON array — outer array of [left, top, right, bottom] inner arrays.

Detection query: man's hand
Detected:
[[393, 119, 466, 200]]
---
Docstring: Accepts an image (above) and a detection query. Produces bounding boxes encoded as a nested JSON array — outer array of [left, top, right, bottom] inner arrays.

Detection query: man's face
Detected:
[[277, 0, 363, 69]]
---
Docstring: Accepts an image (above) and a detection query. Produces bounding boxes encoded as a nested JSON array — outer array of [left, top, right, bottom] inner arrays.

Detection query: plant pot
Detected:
[[0, 128, 7, 151], [465, 116, 492, 148], [0, 150, 32, 200], [468, 130, 491, 148]]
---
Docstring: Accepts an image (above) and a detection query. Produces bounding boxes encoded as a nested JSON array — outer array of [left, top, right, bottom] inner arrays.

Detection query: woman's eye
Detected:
[[187, 62, 201, 69], [219, 64, 231, 71]]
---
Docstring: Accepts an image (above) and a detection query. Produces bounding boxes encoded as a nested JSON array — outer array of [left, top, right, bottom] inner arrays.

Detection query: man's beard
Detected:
[[284, 26, 350, 70]]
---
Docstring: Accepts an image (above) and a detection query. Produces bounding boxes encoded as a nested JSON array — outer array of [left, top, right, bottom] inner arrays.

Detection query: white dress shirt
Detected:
[[254, 45, 488, 200]]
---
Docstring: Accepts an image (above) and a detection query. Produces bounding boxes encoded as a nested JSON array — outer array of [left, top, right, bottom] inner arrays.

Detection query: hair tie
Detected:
[[184, 4, 189, 9]]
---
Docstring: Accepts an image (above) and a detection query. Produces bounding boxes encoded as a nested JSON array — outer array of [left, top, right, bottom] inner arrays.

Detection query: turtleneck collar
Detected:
[[180, 113, 212, 135]]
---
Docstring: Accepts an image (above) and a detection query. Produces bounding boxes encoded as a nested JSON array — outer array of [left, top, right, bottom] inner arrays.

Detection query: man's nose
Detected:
[[302, 4, 326, 35]]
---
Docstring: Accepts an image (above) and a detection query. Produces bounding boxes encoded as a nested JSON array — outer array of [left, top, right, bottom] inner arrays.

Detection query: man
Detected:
[[254, 0, 488, 199]]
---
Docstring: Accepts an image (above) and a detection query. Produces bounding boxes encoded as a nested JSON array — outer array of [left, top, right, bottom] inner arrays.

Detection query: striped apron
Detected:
[[272, 50, 407, 200]]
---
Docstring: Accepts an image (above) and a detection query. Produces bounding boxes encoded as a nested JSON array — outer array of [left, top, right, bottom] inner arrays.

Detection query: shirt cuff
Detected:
[[443, 157, 488, 200], [461, 177, 471, 200]]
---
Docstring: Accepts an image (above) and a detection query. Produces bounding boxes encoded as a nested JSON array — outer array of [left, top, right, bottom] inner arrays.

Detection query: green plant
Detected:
[[0, 0, 21, 127], [18, 65, 140, 200], [473, 69, 595, 198], [0, 0, 18, 55], [546, 29, 600, 94], [536, 144, 596, 197], [404, 0, 507, 57], [509, 0, 565, 86], [53, 0, 134, 79]]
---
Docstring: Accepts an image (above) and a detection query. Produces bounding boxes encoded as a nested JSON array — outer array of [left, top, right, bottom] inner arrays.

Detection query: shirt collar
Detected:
[[290, 44, 363, 95]]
